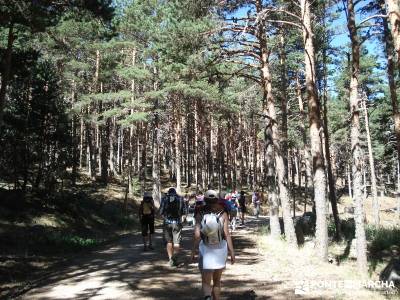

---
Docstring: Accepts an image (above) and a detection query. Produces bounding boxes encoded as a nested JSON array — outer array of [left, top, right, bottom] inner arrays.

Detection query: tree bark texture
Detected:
[[301, 0, 328, 260], [347, 0, 368, 275]]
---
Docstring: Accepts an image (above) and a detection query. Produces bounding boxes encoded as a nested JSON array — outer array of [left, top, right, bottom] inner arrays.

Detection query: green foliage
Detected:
[[0, 56, 71, 188], [117, 66, 151, 81], [366, 225, 400, 255], [329, 219, 400, 256], [118, 112, 148, 127], [1, 0, 400, 234], [328, 218, 355, 240], [48, 233, 102, 250]]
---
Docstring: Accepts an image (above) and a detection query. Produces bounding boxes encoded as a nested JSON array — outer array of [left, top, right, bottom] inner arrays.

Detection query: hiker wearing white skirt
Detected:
[[191, 190, 235, 300], [199, 239, 228, 270]]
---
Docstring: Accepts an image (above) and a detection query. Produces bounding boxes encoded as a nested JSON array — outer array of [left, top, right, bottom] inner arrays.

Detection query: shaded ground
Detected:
[[9, 214, 399, 300], [0, 183, 139, 298], [13, 216, 296, 300]]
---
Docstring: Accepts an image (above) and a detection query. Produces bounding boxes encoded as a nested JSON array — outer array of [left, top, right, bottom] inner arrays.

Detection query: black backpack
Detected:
[[165, 195, 182, 219]]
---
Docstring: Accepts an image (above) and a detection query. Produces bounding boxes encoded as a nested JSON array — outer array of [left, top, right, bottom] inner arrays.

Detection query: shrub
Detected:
[[366, 225, 400, 255]]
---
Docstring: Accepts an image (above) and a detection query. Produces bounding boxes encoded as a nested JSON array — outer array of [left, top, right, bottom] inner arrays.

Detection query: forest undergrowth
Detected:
[[0, 176, 139, 298], [1, 175, 400, 299], [256, 222, 400, 299]]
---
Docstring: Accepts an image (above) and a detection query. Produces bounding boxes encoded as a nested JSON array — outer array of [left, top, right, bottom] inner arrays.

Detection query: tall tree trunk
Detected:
[[186, 103, 192, 187], [386, 0, 400, 70], [95, 51, 107, 184], [175, 97, 182, 194], [194, 99, 199, 191], [256, 0, 296, 246], [121, 127, 125, 174], [279, 32, 289, 177], [0, 23, 14, 130], [347, 0, 368, 274], [137, 124, 141, 175], [347, 164, 353, 199], [100, 121, 108, 183], [71, 81, 78, 185], [141, 123, 148, 189], [361, 95, 379, 225], [79, 115, 84, 169], [292, 151, 297, 217], [217, 123, 223, 191], [383, 16, 400, 225], [209, 115, 214, 187], [128, 49, 137, 194], [97, 125, 101, 176], [296, 148, 302, 215], [297, 74, 312, 211], [322, 15, 341, 239], [265, 107, 280, 238], [152, 127, 161, 205], [253, 120, 258, 188], [85, 84, 96, 179], [152, 67, 161, 206], [323, 88, 341, 239], [109, 116, 116, 176], [398, 162, 400, 223], [117, 127, 121, 174], [86, 113, 95, 180], [301, 0, 328, 260]]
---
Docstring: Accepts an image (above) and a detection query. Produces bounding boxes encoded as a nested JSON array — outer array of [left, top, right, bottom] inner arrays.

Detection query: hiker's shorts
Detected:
[[141, 215, 155, 236], [229, 208, 238, 218], [163, 222, 182, 244]]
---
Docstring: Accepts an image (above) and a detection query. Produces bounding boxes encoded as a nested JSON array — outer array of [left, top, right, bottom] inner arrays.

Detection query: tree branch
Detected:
[[264, 19, 302, 29], [259, 7, 303, 22], [357, 14, 387, 27], [221, 48, 261, 61]]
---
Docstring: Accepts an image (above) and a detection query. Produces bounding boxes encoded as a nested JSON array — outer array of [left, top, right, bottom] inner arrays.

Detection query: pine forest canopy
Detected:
[[1, 0, 400, 274]]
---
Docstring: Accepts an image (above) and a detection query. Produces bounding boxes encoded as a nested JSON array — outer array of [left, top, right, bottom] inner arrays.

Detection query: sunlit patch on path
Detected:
[[17, 216, 286, 300]]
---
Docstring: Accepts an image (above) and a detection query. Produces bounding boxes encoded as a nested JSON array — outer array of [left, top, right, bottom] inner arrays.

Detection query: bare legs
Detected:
[[167, 242, 173, 259], [167, 242, 180, 264], [201, 272, 212, 297], [143, 234, 153, 250], [201, 269, 223, 300], [212, 269, 223, 300]]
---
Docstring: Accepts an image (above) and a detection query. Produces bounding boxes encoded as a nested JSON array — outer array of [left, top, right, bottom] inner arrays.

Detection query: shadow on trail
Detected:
[[16, 229, 200, 299], [15, 216, 298, 300]]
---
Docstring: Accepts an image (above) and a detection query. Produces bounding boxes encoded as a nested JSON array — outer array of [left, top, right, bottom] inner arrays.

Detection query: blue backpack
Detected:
[[227, 200, 237, 211]]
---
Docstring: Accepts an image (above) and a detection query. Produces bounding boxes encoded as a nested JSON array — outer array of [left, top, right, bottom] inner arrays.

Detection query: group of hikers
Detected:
[[138, 187, 263, 300]]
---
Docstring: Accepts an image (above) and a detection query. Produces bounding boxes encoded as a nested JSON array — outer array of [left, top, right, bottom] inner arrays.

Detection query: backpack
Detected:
[[200, 210, 225, 245], [165, 194, 182, 219], [142, 201, 153, 215], [227, 200, 237, 211]]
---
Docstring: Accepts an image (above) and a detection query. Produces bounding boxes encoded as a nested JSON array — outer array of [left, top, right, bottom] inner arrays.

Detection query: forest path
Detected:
[[16, 215, 295, 300]]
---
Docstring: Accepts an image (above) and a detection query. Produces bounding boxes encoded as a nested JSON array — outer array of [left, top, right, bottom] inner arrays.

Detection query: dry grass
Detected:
[[341, 195, 400, 227], [255, 234, 399, 299], [0, 180, 141, 298]]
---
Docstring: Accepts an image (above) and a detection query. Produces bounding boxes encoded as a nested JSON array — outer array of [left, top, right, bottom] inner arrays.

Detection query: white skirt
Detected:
[[199, 239, 228, 271]]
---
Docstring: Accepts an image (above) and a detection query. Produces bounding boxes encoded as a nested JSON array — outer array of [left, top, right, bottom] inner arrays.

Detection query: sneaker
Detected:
[[168, 258, 175, 267], [204, 296, 212, 300], [143, 245, 148, 251], [171, 255, 178, 266], [148, 245, 154, 250]]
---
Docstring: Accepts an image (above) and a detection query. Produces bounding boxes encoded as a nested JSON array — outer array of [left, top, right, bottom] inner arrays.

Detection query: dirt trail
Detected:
[[16, 216, 293, 300]]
